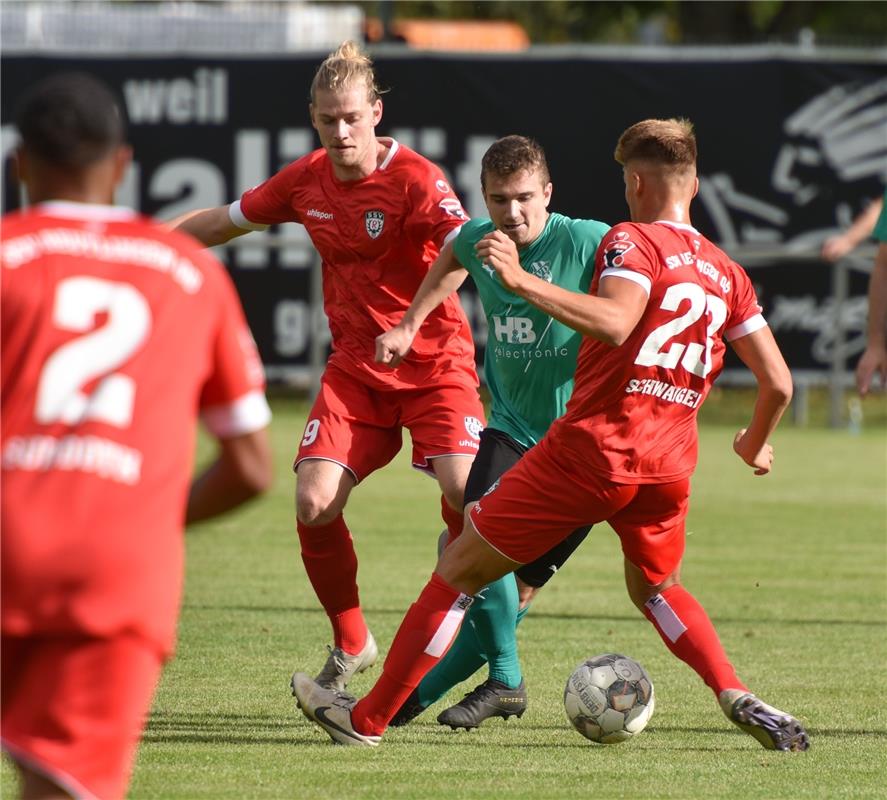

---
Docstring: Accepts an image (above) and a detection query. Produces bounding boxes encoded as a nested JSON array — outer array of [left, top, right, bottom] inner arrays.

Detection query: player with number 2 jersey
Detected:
[[2, 73, 273, 800]]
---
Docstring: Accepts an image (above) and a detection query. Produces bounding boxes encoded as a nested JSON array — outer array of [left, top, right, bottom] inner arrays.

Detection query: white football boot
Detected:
[[314, 631, 378, 693]]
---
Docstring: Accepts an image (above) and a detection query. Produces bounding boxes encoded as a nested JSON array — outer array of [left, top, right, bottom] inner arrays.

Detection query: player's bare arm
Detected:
[[186, 427, 273, 523], [727, 326, 793, 475], [476, 230, 646, 345], [169, 205, 251, 248], [821, 196, 883, 262], [374, 239, 468, 367]]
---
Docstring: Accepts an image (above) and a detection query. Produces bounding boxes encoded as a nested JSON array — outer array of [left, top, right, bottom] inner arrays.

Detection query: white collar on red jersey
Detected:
[[377, 137, 400, 171], [35, 200, 138, 221], [653, 219, 699, 234]]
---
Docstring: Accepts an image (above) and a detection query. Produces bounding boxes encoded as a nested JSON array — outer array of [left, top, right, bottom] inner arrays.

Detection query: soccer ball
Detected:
[[563, 653, 655, 744]]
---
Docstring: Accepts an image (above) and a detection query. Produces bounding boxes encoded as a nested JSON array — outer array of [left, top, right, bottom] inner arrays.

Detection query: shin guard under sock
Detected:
[[352, 573, 473, 735], [297, 514, 366, 653], [644, 584, 747, 696]]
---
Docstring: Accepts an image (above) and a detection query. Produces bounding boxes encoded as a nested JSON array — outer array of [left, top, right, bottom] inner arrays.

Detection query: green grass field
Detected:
[[3, 396, 886, 798]]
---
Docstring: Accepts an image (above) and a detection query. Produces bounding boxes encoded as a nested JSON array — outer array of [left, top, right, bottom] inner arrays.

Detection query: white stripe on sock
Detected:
[[424, 593, 473, 657], [645, 593, 687, 643]]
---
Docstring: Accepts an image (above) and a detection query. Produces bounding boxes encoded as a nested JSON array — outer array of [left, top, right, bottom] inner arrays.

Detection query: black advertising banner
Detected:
[[2, 52, 885, 380]]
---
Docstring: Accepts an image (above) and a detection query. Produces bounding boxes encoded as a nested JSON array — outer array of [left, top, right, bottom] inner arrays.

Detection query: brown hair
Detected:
[[481, 135, 550, 190], [310, 40, 384, 103], [614, 118, 697, 174]]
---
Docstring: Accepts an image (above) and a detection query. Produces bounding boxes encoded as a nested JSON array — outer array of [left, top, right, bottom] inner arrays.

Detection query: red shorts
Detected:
[[469, 436, 690, 584], [1, 633, 164, 800], [294, 362, 485, 482]]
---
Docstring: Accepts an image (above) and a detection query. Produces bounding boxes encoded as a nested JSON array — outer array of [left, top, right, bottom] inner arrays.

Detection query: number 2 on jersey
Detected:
[[634, 282, 727, 378], [36, 276, 152, 427]]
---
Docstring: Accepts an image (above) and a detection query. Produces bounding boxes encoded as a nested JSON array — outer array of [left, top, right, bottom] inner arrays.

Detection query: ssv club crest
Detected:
[[365, 209, 385, 239]]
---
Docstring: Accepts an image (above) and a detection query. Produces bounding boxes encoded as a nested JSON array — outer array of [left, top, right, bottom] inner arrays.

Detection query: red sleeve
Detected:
[[238, 157, 308, 226], [724, 262, 765, 340], [594, 223, 660, 294], [404, 160, 469, 250], [196, 252, 270, 435]]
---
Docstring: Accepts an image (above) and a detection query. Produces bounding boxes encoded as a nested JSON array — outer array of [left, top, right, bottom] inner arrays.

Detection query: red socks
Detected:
[[352, 572, 472, 736], [644, 584, 747, 696], [297, 514, 366, 653], [440, 495, 465, 541]]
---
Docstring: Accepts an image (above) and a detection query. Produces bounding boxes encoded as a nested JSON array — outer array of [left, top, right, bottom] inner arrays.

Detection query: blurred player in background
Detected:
[[821, 194, 883, 262], [293, 118, 810, 753], [856, 188, 887, 394], [1, 73, 273, 799], [173, 41, 482, 692], [375, 135, 608, 730]]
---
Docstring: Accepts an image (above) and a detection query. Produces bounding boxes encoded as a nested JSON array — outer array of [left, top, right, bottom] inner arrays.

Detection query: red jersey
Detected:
[[552, 220, 765, 483], [1, 202, 271, 653], [236, 138, 477, 390]]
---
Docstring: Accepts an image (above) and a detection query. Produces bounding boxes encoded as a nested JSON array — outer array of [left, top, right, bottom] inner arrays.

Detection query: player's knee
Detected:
[[295, 489, 341, 527], [437, 540, 502, 595]]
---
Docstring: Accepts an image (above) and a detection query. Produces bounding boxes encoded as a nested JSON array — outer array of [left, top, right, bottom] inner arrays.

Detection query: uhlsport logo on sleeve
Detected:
[[365, 209, 385, 239]]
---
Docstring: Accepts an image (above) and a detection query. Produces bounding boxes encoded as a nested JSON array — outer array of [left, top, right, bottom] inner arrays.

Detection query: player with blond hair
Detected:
[[174, 42, 482, 691], [293, 118, 810, 753]]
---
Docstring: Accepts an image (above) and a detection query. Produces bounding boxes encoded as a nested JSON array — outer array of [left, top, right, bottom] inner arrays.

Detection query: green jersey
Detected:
[[454, 212, 609, 446]]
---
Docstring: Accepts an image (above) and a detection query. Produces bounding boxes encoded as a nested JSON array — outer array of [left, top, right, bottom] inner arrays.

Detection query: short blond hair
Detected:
[[310, 40, 384, 103], [614, 118, 697, 174]]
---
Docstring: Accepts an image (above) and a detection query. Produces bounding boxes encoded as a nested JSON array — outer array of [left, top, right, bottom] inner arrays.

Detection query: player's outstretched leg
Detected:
[[641, 582, 809, 752], [291, 673, 381, 747], [719, 690, 810, 751], [388, 620, 485, 726]]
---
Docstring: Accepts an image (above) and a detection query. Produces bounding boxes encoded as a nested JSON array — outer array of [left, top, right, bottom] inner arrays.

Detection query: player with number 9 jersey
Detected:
[[237, 141, 476, 392], [172, 42, 483, 693]]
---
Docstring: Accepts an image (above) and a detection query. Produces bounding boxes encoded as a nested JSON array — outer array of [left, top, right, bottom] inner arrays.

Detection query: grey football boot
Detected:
[[314, 631, 379, 693], [719, 689, 810, 751], [291, 672, 381, 747]]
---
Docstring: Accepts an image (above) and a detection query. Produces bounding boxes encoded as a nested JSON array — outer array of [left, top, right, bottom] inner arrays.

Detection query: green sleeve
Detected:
[[873, 189, 887, 243], [453, 218, 494, 275], [569, 218, 610, 289]]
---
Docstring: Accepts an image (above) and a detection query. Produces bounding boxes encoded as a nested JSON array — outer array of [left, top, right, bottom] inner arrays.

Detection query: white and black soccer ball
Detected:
[[564, 653, 655, 744]]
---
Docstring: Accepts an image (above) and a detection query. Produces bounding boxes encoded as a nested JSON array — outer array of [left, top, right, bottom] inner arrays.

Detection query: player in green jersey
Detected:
[[375, 136, 609, 729]]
